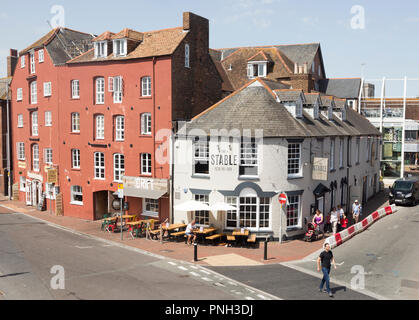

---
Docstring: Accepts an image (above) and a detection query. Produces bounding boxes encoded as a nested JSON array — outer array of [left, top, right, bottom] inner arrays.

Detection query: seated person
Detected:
[[185, 220, 197, 245]]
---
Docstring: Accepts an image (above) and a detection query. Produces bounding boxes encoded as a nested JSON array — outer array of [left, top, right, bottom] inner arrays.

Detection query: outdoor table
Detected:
[[126, 221, 144, 238], [193, 227, 217, 244], [232, 229, 250, 247], [162, 223, 187, 232], [121, 214, 136, 225]]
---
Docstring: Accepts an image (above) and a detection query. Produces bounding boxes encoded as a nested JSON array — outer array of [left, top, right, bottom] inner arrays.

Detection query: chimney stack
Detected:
[[7, 49, 18, 77]]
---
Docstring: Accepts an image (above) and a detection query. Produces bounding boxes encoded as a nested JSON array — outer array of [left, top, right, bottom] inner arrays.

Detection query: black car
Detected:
[[389, 177, 419, 206]]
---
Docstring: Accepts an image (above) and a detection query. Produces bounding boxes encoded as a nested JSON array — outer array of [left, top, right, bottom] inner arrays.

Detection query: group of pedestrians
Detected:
[[311, 200, 363, 236], [314, 200, 363, 298]]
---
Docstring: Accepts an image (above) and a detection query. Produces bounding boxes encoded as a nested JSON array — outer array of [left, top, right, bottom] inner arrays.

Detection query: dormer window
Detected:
[[313, 101, 320, 119], [113, 39, 127, 57], [247, 62, 267, 79], [328, 105, 333, 120], [94, 41, 108, 58]]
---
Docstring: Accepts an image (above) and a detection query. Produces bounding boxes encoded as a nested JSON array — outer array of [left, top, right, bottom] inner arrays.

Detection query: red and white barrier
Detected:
[[324, 204, 397, 249]]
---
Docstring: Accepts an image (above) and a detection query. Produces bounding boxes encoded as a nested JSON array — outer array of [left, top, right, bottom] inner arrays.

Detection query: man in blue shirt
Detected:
[[352, 199, 362, 224]]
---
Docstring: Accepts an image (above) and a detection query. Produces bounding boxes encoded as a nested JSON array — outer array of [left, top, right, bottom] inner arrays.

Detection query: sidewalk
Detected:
[[0, 191, 389, 267]]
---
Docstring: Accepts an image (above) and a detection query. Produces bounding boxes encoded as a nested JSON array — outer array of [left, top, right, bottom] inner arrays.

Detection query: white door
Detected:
[[26, 180, 32, 205]]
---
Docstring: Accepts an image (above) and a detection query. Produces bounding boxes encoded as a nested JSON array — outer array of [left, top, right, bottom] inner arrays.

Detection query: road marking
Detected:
[[189, 272, 199, 277], [214, 282, 226, 287], [257, 294, 268, 300], [199, 269, 211, 275], [228, 281, 238, 286], [177, 266, 188, 271], [201, 277, 213, 282], [190, 265, 199, 269], [336, 261, 344, 266], [75, 246, 93, 249], [168, 262, 177, 266], [245, 297, 255, 300]]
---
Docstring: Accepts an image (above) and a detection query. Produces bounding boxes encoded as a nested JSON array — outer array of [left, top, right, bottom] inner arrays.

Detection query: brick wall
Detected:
[[406, 103, 419, 121], [171, 12, 222, 121], [290, 73, 314, 93]]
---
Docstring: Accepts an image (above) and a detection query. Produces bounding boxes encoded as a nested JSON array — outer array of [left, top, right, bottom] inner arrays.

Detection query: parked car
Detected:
[[389, 177, 419, 206]]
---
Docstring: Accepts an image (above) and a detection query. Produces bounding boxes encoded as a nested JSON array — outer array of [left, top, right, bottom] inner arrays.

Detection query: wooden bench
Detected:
[[226, 235, 236, 247], [247, 234, 257, 248], [170, 230, 186, 242], [148, 229, 161, 240], [205, 233, 225, 245]]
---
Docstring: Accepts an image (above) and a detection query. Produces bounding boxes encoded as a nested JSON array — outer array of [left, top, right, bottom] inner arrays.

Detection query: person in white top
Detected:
[[352, 200, 362, 224], [337, 205, 346, 231], [185, 220, 197, 245], [329, 207, 339, 235]]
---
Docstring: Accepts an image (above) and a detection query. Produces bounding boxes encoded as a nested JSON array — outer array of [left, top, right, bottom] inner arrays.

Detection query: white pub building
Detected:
[[173, 79, 381, 240]]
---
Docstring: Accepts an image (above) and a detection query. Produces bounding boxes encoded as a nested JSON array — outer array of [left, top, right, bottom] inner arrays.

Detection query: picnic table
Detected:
[[232, 228, 250, 247], [193, 227, 217, 244], [126, 219, 158, 239]]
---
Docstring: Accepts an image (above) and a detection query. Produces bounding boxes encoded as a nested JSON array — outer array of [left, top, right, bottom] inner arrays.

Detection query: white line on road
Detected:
[[177, 266, 188, 271], [245, 297, 255, 300], [168, 261, 177, 266], [189, 272, 199, 277], [75, 246, 93, 249], [199, 269, 211, 275], [201, 277, 213, 282]]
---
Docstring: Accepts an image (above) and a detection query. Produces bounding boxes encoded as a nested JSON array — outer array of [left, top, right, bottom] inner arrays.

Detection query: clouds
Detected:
[[224, 0, 279, 28]]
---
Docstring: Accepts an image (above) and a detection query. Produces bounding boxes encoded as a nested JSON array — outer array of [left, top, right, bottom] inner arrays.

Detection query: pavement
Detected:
[[0, 190, 390, 268]]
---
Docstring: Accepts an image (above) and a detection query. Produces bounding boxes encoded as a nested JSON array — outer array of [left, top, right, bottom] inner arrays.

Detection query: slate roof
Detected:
[[68, 27, 187, 63], [318, 78, 361, 99], [19, 28, 94, 66], [210, 43, 322, 92], [0, 77, 12, 100], [304, 93, 322, 105], [274, 89, 304, 102], [183, 79, 380, 138]]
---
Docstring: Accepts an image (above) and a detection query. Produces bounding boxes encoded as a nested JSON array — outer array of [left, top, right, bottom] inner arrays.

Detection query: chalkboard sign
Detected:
[[37, 193, 46, 211]]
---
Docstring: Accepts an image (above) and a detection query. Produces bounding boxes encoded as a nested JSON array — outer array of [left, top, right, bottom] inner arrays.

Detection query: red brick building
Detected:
[[11, 12, 222, 221]]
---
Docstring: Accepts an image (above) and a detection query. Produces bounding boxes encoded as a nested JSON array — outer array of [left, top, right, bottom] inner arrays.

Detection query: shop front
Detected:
[[122, 176, 170, 221]]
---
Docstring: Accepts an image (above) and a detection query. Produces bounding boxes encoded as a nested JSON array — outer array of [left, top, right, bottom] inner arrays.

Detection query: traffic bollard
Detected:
[[194, 243, 198, 262], [264, 240, 268, 260]]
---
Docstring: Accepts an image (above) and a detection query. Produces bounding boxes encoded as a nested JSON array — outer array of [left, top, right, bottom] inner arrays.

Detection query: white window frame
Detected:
[[71, 80, 80, 99], [94, 41, 107, 58], [115, 116, 124, 141], [17, 88, 23, 101], [239, 137, 258, 177], [31, 111, 38, 136], [141, 76, 151, 97], [71, 112, 80, 133], [286, 194, 301, 228], [247, 62, 267, 78], [194, 194, 209, 226], [94, 152, 105, 180], [193, 138, 209, 175], [17, 114, 23, 128], [330, 139, 335, 170], [17, 142, 25, 160], [30, 51, 35, 74], [72, 149, 80, 169], [32, 144, 39, 172], [140, 113, 152, 135], [113, 39, 127, 57], [141, 153, 152, 176], [70, 185, 83, 205], [185, 44, 190, 68], [45, 111, 52, 127], [339, 138, 344, 168], [95, 77, 105, 104], [20, 55, 25, 68], [113, 153, 125, 182], [112, 76, 123, 103], [30, 81, 37, 104], [44, 148, 53, 164], [95, 114, 105, 140], [43, 82, 52, 97], [38, 49, 44, 63], [287, 143, 302, 177], [225, 194, 271, 231], [143, 198, 159, 217]]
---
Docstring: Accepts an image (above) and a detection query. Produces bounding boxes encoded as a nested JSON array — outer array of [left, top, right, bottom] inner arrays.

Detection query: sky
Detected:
[[1, 0, 419, 97]]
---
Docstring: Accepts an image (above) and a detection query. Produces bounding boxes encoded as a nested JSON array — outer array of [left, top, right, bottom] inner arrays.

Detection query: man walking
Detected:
[[317, 242, 337, 297], [352, 200, 362, 224]]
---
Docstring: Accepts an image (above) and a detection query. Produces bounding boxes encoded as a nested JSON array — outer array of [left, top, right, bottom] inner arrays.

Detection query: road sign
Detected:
[[278, 193, 287, 205], [117, 183, 124, 199]]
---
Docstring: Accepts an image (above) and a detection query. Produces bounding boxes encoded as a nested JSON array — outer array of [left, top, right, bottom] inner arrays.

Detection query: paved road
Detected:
[[284, 203, 419, 300], [0, 208, 276, 300]]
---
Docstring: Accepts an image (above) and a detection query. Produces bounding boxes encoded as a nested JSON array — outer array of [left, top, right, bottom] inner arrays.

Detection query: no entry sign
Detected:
[[278, 193, 287, 205]]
